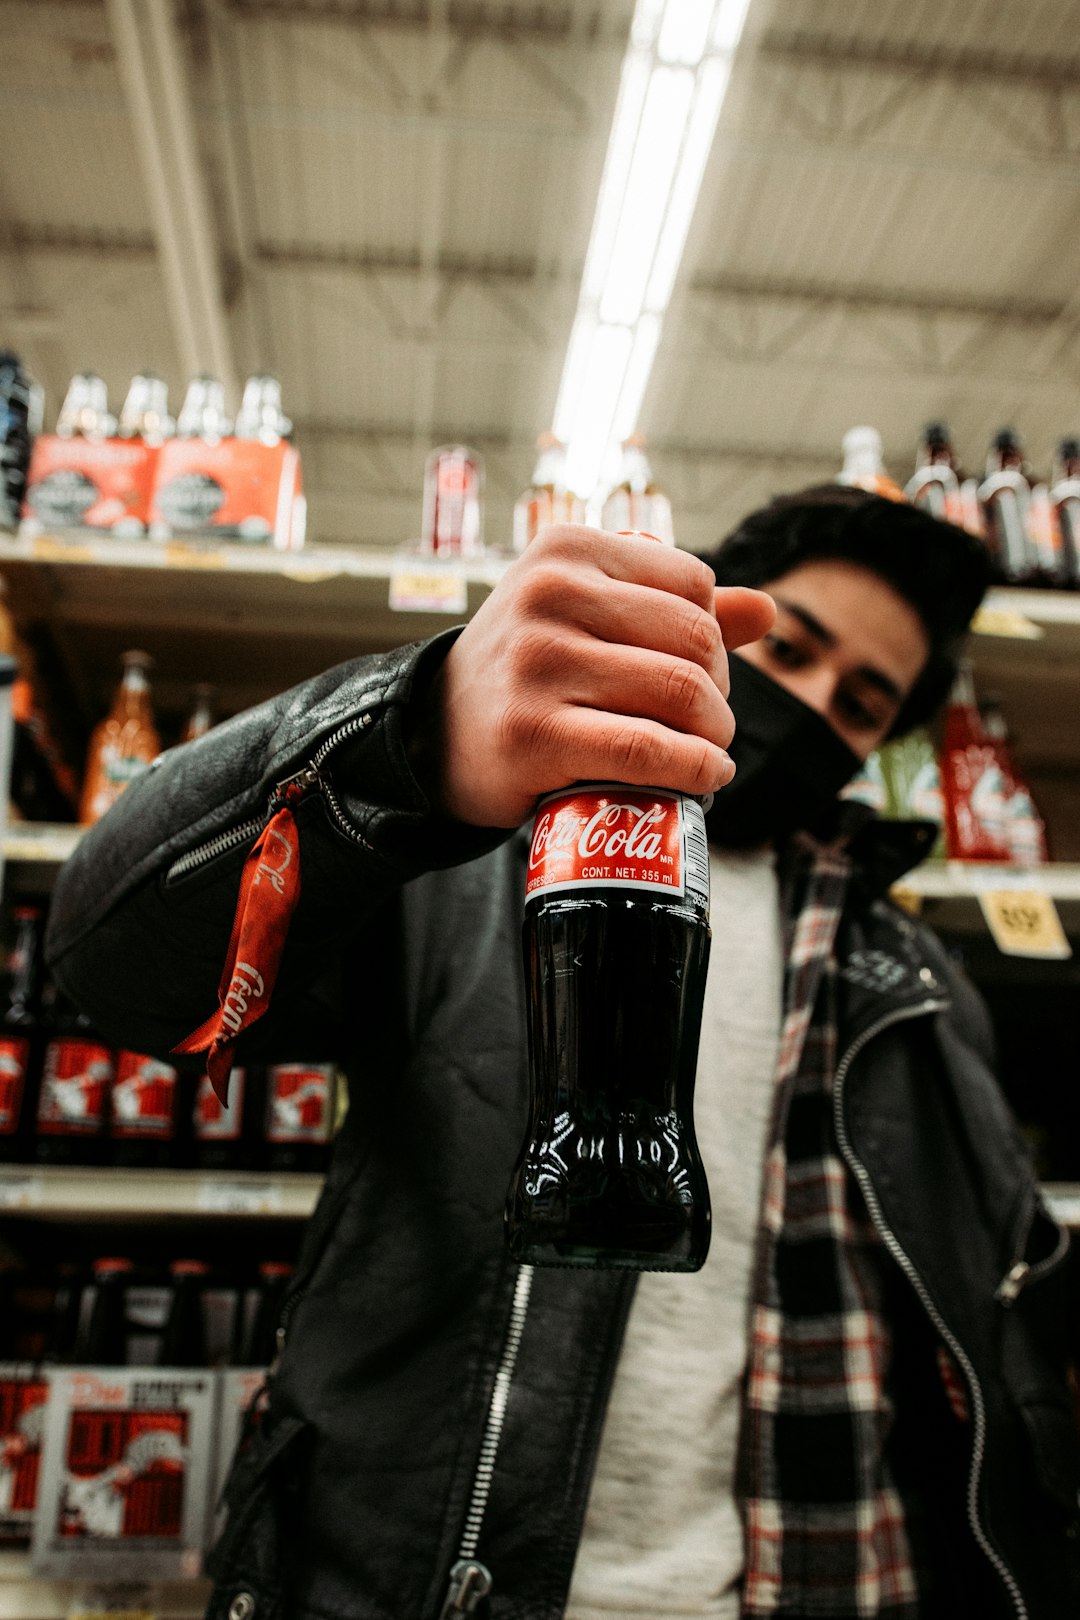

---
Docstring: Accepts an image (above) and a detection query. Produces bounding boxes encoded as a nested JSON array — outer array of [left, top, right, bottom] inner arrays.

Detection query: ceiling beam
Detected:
[[105, 0, 238, 399], [224, 0, 631, 47], [758, 30, 1080, 92]]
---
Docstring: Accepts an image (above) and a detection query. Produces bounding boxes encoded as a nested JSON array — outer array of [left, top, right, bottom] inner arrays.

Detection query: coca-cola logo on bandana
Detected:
[[526, 785, 685, 903]]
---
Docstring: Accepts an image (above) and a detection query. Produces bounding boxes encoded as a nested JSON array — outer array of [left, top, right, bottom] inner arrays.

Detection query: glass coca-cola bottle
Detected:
[[505, 783, 712, 1271], [158, 1261, 209, 1368], [76, 1258, 133, 1365], [187, 1066, 261, 1171], [108, 1050, 180, 1168], [263, 1063, 336, 1174], [979, 428, 1033, 584], [33, 982, 114, 1166], [0, 905, 44, 1164]]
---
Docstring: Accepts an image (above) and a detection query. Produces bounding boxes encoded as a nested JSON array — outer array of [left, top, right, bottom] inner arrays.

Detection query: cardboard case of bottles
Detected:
[[29, 1365, 217, 1579]]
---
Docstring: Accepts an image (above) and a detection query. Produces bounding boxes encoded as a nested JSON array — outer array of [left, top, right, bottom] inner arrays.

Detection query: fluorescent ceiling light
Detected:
[[551, 0, 751, 502]]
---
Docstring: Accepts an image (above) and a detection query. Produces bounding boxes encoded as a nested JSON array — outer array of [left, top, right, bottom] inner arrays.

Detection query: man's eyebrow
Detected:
[[773, 595, 903, 705], [772, 596, 835, 648]]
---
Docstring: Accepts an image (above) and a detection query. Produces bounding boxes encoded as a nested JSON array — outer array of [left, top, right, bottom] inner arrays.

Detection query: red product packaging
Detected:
[[149, 437, 304, 549], [525, 785, 706, 903], [0, 1035, 32, 1141], [265, 1063, 333, 1144], [36, 1037, 113, 1139], [0, 1369, 48, 1544], [110, 1052, 178, 1140], [940, 667, 1011, 862], [22, 435, 157, 535]]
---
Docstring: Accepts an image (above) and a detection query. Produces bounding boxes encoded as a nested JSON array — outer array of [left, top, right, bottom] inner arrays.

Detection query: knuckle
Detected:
[[662, 660, 706, 721], [683, 606, 722, 668], [614, 725, 658, 781], [517, 561, 568, 618]]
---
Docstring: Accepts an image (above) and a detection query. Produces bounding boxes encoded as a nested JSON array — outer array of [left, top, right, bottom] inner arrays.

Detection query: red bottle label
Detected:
[[0, 1036, 30, 1134], [525, 785, 708, 906], [0, 1374, 48, 1522], [265, 1064, 333, 1144], [37, 1039, 113, 1136], [59, 1407, 187, 1540], [193, 1068, 245, 1141], [110, 1052, 178, 1139]]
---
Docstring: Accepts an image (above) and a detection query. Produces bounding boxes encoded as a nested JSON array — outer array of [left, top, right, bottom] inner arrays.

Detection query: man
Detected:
[[46, 487, 1079, 1619]]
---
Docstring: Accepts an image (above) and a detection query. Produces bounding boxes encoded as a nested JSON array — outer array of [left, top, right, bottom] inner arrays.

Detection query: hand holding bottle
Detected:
[[420, 524, 775, 829]]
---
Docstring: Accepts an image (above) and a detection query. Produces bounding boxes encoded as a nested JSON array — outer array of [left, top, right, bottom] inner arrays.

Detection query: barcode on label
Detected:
[[682, 798, 710, 911]]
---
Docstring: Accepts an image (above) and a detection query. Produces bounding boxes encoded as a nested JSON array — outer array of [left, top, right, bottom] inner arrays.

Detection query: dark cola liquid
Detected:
[[506, 892, 711, 1271]]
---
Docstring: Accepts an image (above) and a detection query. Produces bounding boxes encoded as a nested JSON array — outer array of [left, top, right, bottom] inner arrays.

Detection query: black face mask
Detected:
[[706, 654, 863, 849]]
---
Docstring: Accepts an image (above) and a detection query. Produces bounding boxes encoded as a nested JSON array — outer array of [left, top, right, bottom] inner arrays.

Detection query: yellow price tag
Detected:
[[164, 541, 226, 570], [888, 884, 923, 917], [978, 890, 1072, 959], [970, 606, 1044, 640]]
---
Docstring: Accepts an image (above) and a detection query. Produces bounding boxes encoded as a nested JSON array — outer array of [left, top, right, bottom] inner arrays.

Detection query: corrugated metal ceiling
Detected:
[[3, 0, 1080, 555]]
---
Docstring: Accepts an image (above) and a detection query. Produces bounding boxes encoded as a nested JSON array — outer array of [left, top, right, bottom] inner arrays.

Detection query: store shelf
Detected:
[[896, 861, 1080, 902], [0, 1164, 322, 1221], [2, 824, 82, 866], [1043, 1184, 1080, 1228], [0, 1552, 209, 1620], [0, 531, 510, 724]]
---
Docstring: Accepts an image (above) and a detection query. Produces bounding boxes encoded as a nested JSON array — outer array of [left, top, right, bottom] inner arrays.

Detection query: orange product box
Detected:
[[148, 436, 305, 549], [22, 436, 158, 536]]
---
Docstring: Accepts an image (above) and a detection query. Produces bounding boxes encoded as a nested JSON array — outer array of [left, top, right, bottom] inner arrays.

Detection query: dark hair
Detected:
[[699, 484, 991, 735]]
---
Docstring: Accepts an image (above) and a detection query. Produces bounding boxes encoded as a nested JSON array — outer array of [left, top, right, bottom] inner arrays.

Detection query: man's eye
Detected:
[[838, 690, 885, 731], [764, 633, 806, 668]]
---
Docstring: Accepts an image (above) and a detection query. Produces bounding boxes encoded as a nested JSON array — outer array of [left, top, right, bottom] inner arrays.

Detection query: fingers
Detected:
[[530, 703, 735, 799], [534, 639, 736, 753], [532, 524, 718, 614], [713, 585, 776, 650]]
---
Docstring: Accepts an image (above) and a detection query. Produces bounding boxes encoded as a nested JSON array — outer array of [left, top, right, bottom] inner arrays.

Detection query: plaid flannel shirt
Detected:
[[738, 838, 921, 1620]]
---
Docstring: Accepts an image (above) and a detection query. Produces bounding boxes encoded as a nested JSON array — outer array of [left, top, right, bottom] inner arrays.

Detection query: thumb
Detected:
[[713, 586, 776, 651]]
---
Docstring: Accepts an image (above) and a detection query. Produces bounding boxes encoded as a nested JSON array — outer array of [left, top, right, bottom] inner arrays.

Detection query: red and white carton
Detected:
[[36, 1037, 114, 1139], [265, 1063, 333, 1143], [31, 1366, 217, 1578], [194, 1067, 245, 1142], [149, 437, 305, 549], [0, 1365, 49, 1545], [111, 1052, 178, 1139], [22, 436, 158, 536], [0, 1034, 33, 1139], [525, 784, 710, 909]]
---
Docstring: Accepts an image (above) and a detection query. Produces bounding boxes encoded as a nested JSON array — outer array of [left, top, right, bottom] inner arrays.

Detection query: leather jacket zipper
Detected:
[[437, 1264, 535, 1619], [165, 711, 375, 884], [995, 1184, 1071, 1305], [832, 997, 1029, 1620]]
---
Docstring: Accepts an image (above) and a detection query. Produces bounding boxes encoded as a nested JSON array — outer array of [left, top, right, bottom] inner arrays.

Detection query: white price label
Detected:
[[197, 1179, 283, 1215], [0, 1173, 43, 1209], [389, 565, 468, 614]]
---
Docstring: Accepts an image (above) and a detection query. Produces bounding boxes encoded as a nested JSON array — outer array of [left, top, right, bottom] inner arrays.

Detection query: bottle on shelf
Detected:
[[904, 422, 963, 524], [239, 1261, 293, 1368], [75, 1258, 134, 1365], [979, 696, 1048, 867], [55, 373, 116, 441], [187, 1065, 262, 1172], [0, 904, 45, 1163], [43, 1261, 85, 1365], [263, 1062, 336, 1174], [1049, 437, 1080, 591], [158, 1261, 209, 1368], [0, 349, 43, 533], [235, 375, 292, 446], [600, 434, 674, 544], [117, 373, 175, 446], [978, 428, 1034, 584], [881, 728, 946, 858], [180, 682, 215, 744], [79, 649, 162, 825], [176, 376, 232, 445], [33, 981, 114, 1166], [940, 662, 1012, 862], [512, 433, 585, 553], [108, 1050, 181, 1168], [840, 749, 888, 814], [420, 445, 484, 558], [837, 426, 904, 501]]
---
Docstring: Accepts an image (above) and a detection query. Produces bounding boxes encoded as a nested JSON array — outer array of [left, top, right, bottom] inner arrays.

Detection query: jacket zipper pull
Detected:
[[437, 1558, 492, 1619], [269, 764, 321, 812], [995, 1259, 1030, 1305]]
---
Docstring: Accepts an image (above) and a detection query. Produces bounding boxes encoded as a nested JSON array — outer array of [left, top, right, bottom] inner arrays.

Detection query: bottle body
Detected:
[[420, 445, 483, 558], [0, 906, 44, 1164], [940, 664, 1012, 862], [79, 651, 161, 825], [33, 987, 114, 1166], [600, 437, 674, 544], [108, 1051, 180, 1167], [506, 784, 711, 1271], [979, 430, 1033, 583], [263, 1062, 335, 1173], [512, 434, 584, 553]]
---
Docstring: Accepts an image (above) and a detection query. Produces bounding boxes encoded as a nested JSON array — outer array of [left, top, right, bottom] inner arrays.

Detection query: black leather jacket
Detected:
[[46, 635, 1080, 1620]]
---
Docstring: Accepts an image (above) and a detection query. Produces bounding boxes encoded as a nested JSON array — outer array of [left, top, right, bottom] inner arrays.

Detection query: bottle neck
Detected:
[[8, 911, 41, 1011]]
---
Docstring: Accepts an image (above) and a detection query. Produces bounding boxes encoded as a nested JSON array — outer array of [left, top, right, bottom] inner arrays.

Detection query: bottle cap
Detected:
[[93, 1257, 135, 1276], [169, 1259, 210, 1277]]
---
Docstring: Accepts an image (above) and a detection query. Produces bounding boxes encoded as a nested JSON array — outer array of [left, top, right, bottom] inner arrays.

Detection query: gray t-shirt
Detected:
[[566, 847, 783, 1619]]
